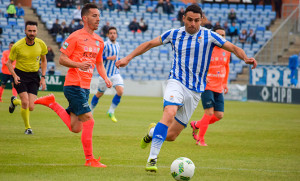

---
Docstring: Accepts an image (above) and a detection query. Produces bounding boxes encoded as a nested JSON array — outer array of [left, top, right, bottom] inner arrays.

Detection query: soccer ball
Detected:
[[170, 157, 195, 181]]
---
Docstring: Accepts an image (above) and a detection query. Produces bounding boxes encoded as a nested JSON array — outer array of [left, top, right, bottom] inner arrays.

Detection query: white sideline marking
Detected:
[[1, 164, 299, 173]]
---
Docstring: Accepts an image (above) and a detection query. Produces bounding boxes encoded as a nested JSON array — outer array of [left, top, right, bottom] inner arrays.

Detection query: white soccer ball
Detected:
[[170, 157, 195, 181]]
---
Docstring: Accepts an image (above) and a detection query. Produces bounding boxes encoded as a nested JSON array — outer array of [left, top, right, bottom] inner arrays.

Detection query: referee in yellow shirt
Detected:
[[7, 21, 48, 135]]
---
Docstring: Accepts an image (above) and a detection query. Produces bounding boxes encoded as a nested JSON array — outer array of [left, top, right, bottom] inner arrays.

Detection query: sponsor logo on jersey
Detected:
[[62, 42, 69, 49]]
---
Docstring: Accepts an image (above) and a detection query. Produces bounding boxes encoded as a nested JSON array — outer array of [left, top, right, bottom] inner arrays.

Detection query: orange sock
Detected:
[[12, 88, 18, 97], [196, 114, 212, 141], [0, 87, 4, 98], [209, 115, 220, 124], [49, 102, 71, 131], [82, 119, 95, 160]]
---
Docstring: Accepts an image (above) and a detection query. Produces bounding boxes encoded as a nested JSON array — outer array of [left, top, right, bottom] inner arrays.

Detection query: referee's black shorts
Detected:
[[13, 68, 40, 95]]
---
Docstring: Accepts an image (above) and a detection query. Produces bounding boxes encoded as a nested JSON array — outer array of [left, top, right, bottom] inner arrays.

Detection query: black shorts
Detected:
[[1, 73, 13, 85], [13, 68, 40, 95]]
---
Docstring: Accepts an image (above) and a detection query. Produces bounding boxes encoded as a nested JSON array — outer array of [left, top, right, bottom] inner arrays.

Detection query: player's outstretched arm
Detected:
[[59, 53, 92, 71], [40, 55, 47, 90], [222, 41, 257, 69], [116, 36, 162, 68]]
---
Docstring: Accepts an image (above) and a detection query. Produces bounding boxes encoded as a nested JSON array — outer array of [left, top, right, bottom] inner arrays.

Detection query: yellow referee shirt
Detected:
[[9, 37, 48, 72]]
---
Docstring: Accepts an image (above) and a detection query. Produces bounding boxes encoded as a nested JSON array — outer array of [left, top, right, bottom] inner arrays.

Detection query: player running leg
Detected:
[[107, 85, 123, 122], [90, 91, 104, 114]]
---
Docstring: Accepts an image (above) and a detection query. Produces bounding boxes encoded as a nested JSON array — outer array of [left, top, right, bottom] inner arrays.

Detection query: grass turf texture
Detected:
[[0, 90, 299, 181]]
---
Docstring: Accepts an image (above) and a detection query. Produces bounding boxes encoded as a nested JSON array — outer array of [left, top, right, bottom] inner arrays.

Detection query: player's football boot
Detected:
[[34, 94, 55, 107], [140, 123, 156, 149], [85, 157, 107, 168], [24, 128, 33, 135], [145, 158, 157, 172], [107, 112, 117, 123], [190, 121, 199, 140], [9, 96, 17, 113], [196, 139, 208, 146]]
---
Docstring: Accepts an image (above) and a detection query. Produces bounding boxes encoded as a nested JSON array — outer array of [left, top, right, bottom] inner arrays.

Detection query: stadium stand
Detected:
[[30, 0, 276, 82]]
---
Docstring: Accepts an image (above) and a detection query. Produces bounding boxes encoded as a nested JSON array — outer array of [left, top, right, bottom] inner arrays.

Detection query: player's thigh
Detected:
[[28, 93, 37, 111], [111, 74, 124, 88], [213, 92, 224, 112], [97, 76, 108, 93], [1, 74, 10, 85], [64, 86, 91, 116], [201, 90, 215, 110]]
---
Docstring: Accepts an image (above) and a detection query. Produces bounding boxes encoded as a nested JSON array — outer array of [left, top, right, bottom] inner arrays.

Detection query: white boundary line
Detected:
[[0, 164, 299, 173]]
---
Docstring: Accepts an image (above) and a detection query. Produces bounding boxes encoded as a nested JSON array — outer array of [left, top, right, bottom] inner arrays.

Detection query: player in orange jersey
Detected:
[[190, 27, 231, 146], [34, 3, 112, 167], [0, 42, 17, 102]]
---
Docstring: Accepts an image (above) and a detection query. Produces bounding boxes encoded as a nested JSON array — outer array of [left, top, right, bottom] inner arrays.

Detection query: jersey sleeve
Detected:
[[160, 29, 173, 45], [8, 44, 17, 61], [210, 31, 227, 48], [60, 34, 77, 56], [40, 40, 48, 55], [96, 42, 104, 63]]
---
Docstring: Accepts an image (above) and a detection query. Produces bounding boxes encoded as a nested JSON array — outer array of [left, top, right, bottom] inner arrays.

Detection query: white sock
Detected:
[[149, 127, 154, 137], [147, 137, 163, 162], [108, 103, 117, 114]]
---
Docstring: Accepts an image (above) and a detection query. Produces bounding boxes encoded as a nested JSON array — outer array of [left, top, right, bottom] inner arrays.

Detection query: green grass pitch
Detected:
[[0, 90, 299, 181]]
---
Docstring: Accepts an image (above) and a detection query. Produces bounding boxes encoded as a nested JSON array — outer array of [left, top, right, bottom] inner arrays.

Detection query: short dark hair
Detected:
[[81, 3, 98, 18], [184, 4, 203, 18], [9, 41, 14, 44], [25, 21, 38, 29], [213, 26, 224, 32], [108, 26, 117, 33]]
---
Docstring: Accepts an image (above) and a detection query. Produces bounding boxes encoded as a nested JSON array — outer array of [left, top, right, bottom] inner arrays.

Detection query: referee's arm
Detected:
[[6, 59, 20, 85], [40, 55, 47, 90]]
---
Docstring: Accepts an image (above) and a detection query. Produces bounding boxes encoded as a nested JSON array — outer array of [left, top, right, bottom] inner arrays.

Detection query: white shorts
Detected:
[[97, 74, 124, 92], [163, 79, 201, 127]]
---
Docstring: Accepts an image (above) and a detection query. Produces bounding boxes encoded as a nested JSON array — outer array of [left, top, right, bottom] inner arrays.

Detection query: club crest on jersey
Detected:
[[62, 42, 69, 49], [222, 52, 226, 56], [96, 41, 99, 46], [197, 36, 202, 43], [36, 56, 40, 61], [170, 95, 174, 101]]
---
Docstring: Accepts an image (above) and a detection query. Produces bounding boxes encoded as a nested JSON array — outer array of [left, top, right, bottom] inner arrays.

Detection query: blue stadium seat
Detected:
[[229, 4, 237, 10], [247, 4, 255, 10], [256, 5, 263, 11], [264, 5, 272, 11], [237, 4, 245, 9], [220, 4, 228, 9]]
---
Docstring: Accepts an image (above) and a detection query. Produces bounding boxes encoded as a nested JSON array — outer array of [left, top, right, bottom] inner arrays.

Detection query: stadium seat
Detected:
[[247, 4, 255, 10]]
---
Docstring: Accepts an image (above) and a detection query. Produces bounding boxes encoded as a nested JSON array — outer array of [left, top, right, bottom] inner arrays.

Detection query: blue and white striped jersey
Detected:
[[160, 26, 227, 93], [103, 39, 120, 77]]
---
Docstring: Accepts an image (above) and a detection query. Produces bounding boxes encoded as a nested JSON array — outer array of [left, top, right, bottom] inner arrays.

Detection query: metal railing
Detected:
[[254, 5, 299, 65]]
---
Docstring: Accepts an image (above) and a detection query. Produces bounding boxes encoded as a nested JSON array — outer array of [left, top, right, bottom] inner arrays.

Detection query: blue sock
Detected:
[[91, 95, 99, 108], [148, 122, 168, 162], [112, 94, 121, 106], [108, 94, 122, 113]]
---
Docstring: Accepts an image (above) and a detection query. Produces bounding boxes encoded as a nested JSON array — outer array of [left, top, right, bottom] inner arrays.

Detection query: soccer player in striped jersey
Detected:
[[190, 27, 231, 146], [116, 4, 257, 172], [90, 27, 123, 122]]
